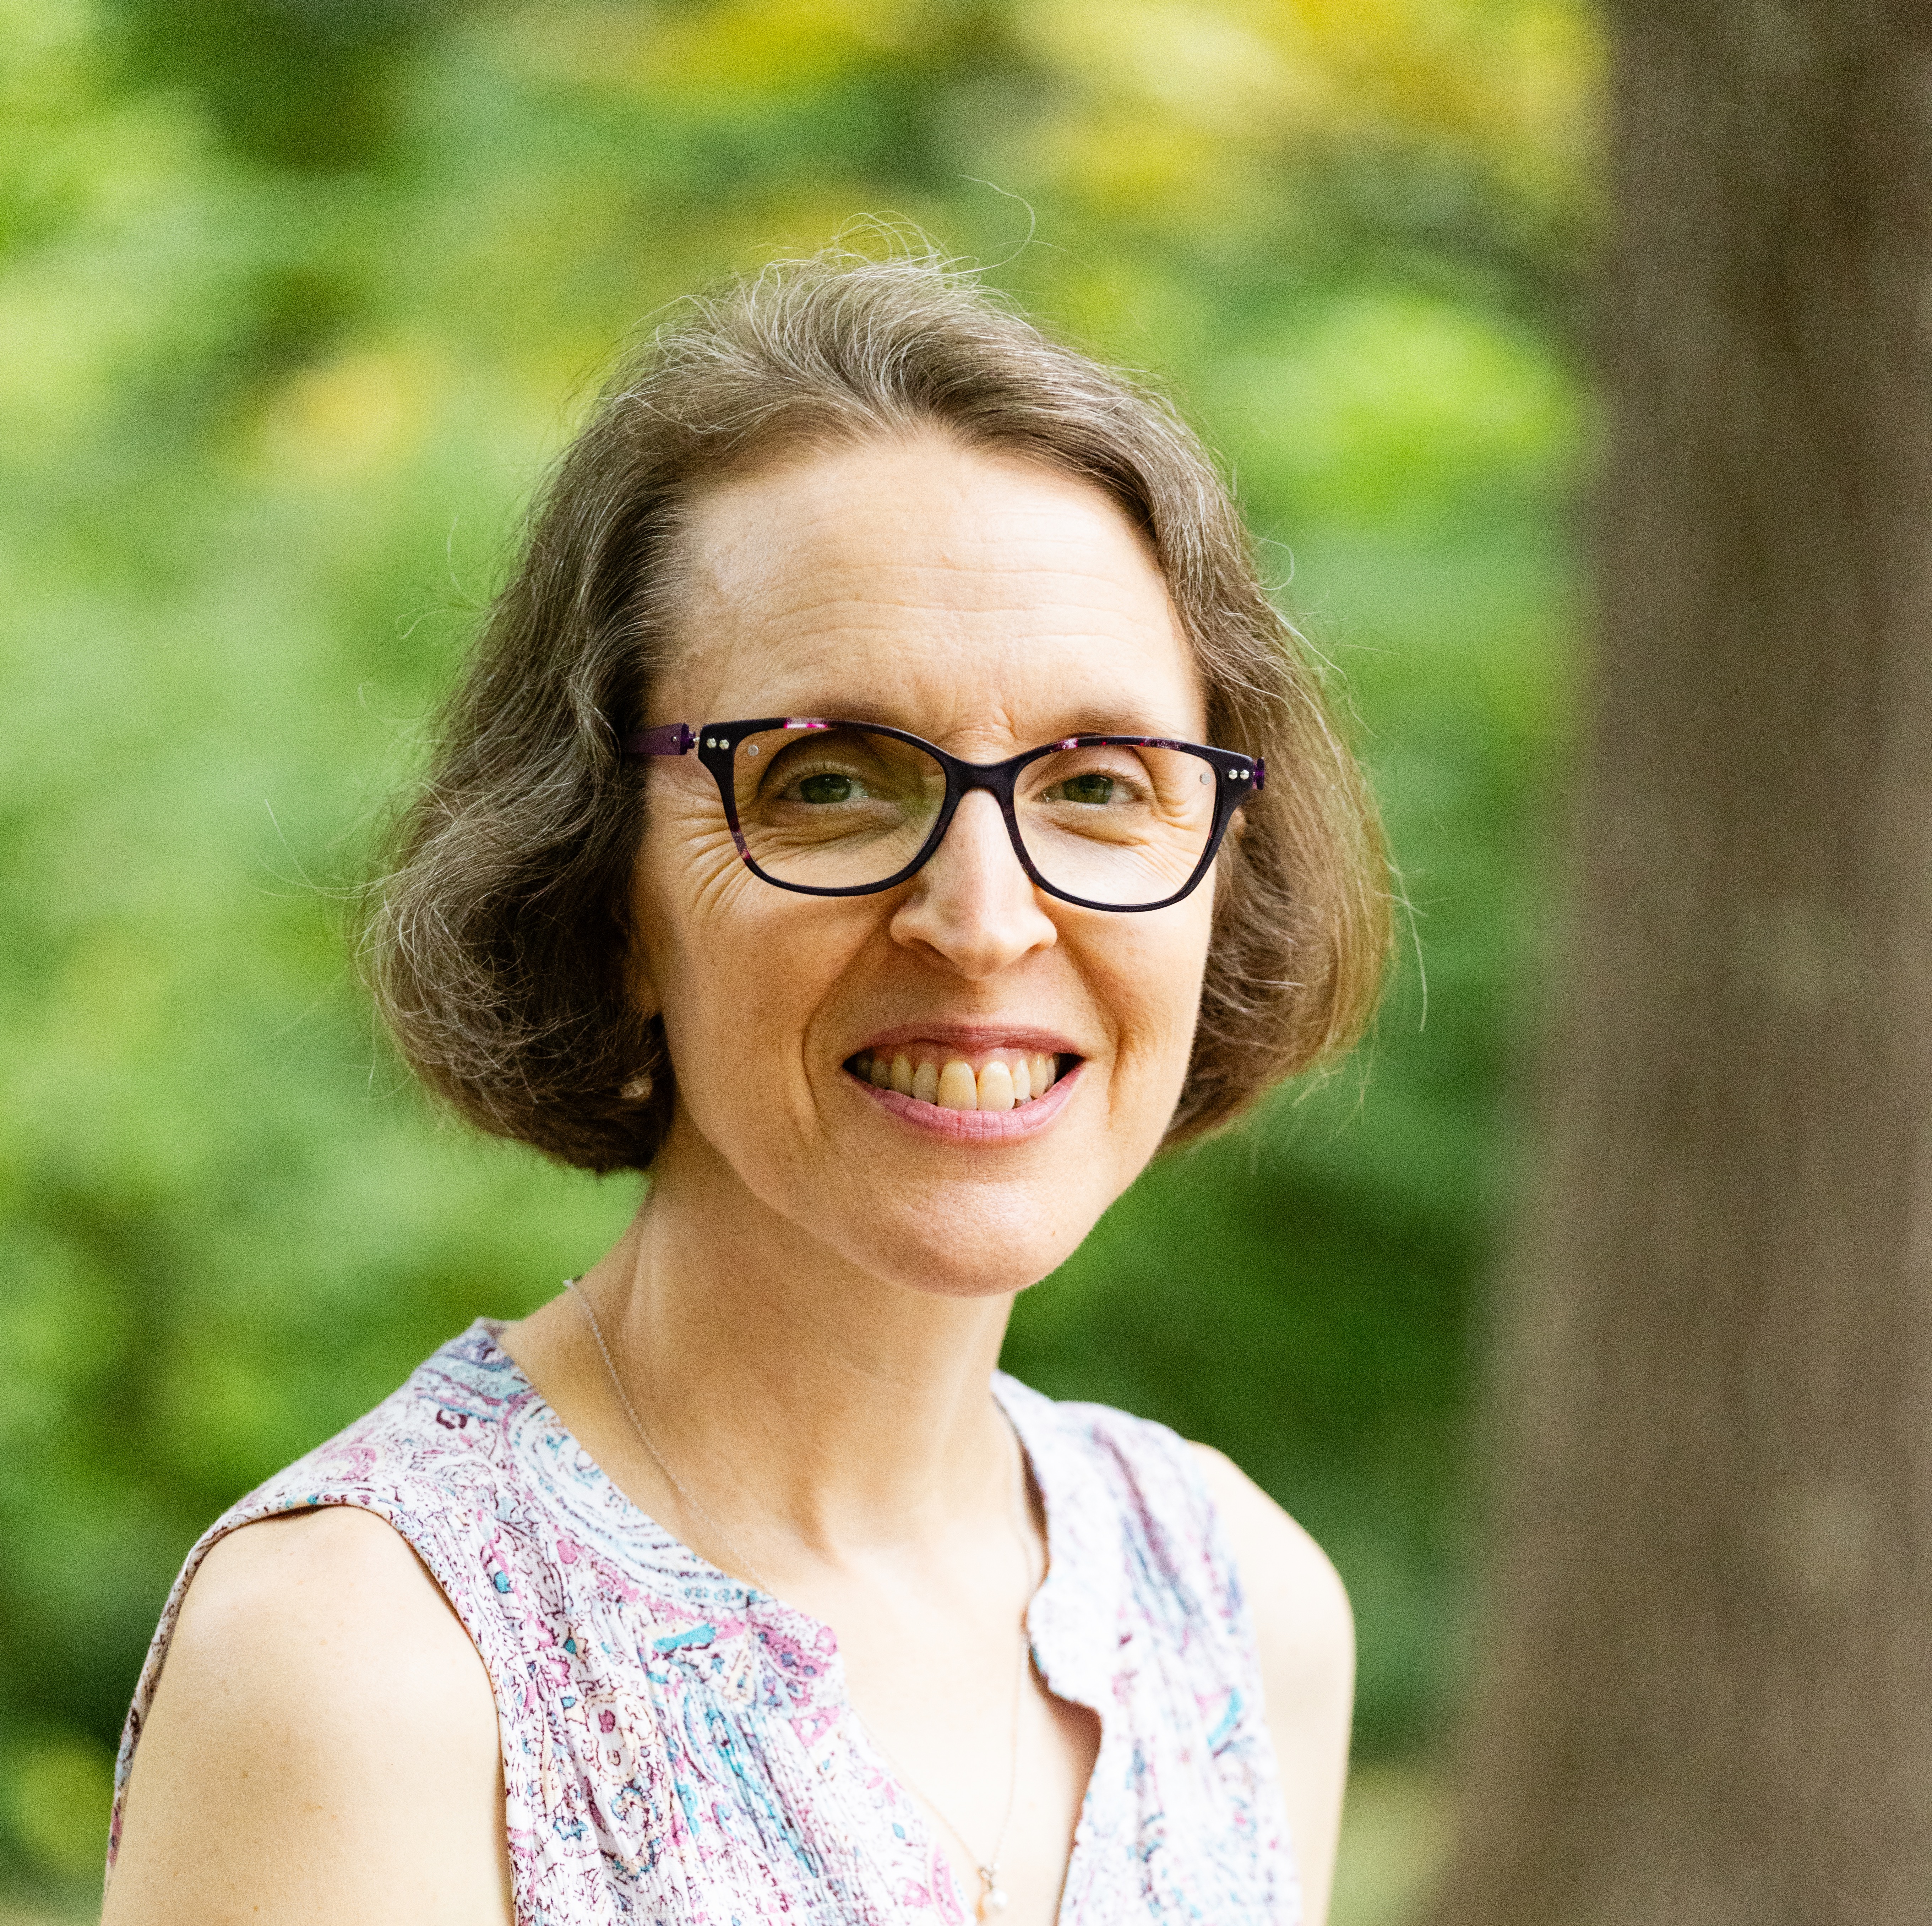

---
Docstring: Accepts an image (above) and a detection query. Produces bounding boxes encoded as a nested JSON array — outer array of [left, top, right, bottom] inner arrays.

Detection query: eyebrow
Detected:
[[1049, 707, 1186, 739], [742, 705, 1189, 741]]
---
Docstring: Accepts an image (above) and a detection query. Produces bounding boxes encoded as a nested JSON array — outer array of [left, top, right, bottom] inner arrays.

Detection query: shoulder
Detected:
[[1186, 1442, 1354, 1687], [1188, 1443, 1353, 1926], [107, 1507, 512, 1925], [175, 1502, 493, 1698], [1012, 1385, 1323, 1611]]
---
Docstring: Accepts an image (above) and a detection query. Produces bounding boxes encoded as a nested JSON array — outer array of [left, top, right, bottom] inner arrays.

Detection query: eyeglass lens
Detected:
[[727, 725, 1219, 906]]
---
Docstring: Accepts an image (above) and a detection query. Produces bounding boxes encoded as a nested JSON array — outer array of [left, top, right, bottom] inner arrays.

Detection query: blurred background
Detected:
[[0, 0, 1596, 1917]]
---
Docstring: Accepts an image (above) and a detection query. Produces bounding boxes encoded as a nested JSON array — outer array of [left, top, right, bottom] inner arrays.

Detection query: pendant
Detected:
[[978, 1868, 1009, 1916]]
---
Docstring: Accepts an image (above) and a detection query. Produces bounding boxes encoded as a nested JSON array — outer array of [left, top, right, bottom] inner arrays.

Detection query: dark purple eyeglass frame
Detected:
[[625, 716, 1265, 913]]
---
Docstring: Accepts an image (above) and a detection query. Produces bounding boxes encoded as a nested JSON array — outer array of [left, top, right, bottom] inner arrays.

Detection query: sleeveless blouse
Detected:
[[110, 1322, 1297, 1924]]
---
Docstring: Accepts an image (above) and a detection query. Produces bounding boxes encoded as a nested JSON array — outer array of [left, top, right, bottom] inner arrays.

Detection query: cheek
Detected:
[[630, 807, 861, 1126], [1083, 896, 1215, 1123], [629, 808, 742, 1010], [1123, 895, 1215, 1044], [628, 793, 799, 1066]]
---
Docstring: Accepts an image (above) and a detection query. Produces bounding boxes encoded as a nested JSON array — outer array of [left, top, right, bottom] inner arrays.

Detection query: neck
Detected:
[[576, 1114, 1021, 1567]]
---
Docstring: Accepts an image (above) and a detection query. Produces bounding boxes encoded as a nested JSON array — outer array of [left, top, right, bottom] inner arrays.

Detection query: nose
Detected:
[[889, 790, 1058, 977]]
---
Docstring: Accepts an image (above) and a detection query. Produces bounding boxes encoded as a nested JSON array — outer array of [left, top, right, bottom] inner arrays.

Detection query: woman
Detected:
[[103, 250, 1387, 1926]]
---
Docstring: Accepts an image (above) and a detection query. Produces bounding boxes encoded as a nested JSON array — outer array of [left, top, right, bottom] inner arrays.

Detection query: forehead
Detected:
[[662, 433, 1204, 746]]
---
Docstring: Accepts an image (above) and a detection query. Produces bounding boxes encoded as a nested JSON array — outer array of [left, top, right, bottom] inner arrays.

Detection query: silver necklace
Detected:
[[567, 1277, 1034, 1918]]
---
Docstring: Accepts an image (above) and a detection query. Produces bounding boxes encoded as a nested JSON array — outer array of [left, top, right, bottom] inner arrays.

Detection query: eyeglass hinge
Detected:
[[626, 722, 697, 757]]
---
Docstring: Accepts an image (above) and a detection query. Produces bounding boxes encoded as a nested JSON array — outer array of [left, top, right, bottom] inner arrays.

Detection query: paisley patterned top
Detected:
[[110, 1321, 1296, 1925]]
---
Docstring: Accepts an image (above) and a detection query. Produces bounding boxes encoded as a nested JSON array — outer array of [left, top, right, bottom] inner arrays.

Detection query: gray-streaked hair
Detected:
[[365, 247, 1390, 1172]]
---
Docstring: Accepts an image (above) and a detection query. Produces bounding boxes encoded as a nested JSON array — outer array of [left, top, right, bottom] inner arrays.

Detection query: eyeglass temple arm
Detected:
[[626, 723, 696, 757]]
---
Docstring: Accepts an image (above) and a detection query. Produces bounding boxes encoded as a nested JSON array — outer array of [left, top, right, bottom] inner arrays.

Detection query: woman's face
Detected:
[[632, 432, 1218, 1298]]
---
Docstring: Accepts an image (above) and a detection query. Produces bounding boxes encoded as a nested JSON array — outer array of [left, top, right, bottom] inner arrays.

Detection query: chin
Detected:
[[831, 1190, 1101, 1301]]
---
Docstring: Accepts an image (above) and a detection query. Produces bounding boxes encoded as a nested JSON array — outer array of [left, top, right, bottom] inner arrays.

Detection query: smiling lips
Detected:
[[849, 1046, 1063, 1113]]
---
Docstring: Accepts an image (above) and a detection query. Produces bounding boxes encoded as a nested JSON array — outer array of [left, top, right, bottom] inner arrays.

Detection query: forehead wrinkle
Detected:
[[702, 533, 1175, 636], [779, 523, 1167, 613], [682, 588, 1188, 722], [706, 530, 1185, 665]]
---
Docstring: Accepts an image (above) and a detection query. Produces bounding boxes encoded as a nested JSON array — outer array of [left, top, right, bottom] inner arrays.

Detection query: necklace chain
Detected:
[[567, 1277, 1033, 1917]]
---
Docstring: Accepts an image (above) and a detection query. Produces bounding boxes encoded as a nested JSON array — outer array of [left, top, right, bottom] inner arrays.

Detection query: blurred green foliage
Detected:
[[0, 0, 1594, 1901]]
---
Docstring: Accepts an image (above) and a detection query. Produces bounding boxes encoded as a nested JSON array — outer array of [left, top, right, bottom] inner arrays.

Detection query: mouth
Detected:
[[842, 1032, 1084, 1142], [844, 1039, 1074, 1112]]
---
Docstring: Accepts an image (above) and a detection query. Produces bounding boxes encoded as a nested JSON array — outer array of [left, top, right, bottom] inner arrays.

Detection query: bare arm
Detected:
[[104, 1506, 513, 1926], [1189, 1444, 1355, 1926]]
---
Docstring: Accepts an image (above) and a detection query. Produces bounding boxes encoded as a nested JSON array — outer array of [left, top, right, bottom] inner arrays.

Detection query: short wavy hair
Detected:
[[366, 248, 1390, 1173]]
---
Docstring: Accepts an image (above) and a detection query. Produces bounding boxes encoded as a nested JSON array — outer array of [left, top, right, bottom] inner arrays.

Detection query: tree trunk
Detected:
[[1426, 5, 1932, 1923]]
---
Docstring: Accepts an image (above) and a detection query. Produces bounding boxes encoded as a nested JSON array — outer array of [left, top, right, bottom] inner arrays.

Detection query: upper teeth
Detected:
[[854, 1050, 1060, 1112]]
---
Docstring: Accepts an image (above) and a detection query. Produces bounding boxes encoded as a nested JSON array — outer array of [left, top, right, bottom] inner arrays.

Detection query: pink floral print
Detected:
[[111, 1322, 1295, 1924]]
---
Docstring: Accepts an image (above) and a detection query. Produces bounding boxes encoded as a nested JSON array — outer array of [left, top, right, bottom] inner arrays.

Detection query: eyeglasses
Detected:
[[627, 718, 1263, 912]]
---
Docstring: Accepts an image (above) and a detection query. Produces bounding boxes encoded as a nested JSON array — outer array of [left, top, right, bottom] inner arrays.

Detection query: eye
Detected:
[[1046, 773, 1116, 806], [791, 771, 858, 804]]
